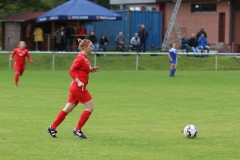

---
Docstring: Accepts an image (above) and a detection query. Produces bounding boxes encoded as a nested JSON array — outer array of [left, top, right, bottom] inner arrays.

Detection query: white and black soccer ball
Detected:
[[183, 124, 198, 139]]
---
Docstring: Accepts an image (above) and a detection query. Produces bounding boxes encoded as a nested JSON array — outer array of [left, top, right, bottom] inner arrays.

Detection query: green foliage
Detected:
[[0, 0, 116, 19], [0, 70, 240, 159], [0, 0, 66, 19]]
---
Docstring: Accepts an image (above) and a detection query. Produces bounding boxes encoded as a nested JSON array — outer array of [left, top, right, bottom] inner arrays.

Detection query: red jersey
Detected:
[[10, 48, 32, 64], [69, 53, 91, 86]]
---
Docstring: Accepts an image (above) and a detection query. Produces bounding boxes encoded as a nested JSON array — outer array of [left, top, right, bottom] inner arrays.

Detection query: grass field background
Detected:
[[0, 69, 240, 159]]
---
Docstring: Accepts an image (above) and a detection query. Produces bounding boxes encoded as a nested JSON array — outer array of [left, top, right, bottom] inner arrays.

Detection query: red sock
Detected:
[[75, 110, 92, 131], [14, 74, 19, 85], [51, 110, 68, 130]]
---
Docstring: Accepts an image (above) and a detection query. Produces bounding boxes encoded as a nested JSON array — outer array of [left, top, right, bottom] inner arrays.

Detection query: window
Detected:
[[145, 6, 156, 11], [191, 4, 217, 13], [235, 3, 240, 10], [129, 6, 141, 11]]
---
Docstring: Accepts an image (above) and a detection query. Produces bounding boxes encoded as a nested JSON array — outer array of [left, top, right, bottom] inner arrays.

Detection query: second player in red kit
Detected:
[[10, 41, 33, 87], [47, 38, 99, 139]]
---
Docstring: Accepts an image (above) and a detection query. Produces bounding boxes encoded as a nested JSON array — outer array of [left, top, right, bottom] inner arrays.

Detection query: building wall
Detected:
[[92, 11, 162, 49], [165, 1, 231, 45], [234, 11, 240, 52], [110, 0, 156, 4], [4, 22, 21, 50]]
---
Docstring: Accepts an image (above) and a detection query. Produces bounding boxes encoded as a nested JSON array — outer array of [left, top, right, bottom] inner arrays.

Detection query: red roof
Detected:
[[0, 12, 46, 22]]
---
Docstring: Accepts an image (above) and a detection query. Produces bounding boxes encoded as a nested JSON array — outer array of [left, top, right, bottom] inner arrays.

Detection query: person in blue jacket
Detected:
[[198, 34, 210, 55]]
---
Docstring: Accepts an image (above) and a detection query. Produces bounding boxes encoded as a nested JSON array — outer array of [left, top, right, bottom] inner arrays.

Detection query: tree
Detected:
[[0, 0, 67, 19]]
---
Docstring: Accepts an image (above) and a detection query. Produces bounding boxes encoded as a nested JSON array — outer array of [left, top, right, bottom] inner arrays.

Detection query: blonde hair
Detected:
[[77, 38, 91, 51], [18, 41, 26, 48]]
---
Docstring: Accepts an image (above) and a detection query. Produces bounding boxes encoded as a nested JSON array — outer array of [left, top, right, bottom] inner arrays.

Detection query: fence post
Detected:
[[136, 54, 139, 70], [94, 53, 97, 66], [215, 53, 218, 71], [44, 34, 50, 51], [52, 52, 55, 71], [7, 35, 13, 70], [9, 52, 11, 70]]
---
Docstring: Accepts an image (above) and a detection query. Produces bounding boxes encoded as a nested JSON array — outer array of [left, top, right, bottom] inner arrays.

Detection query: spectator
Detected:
[[138, 24, 148, 52], [99, 34, 108, 56], [198, 34, 210, 55], [76, 24, 87, 51], [181, 34, 190, 54], [33, 26, 43, 51], [54, 26, 65, 52], [115, 32, 126, 52], [130, 33, 140, 53], [189, 33, 202, 57], [196, 27, 207, 40], [77, 24, 87, 36], [87, 31, 98, 53], [65, 24, 75, 52]]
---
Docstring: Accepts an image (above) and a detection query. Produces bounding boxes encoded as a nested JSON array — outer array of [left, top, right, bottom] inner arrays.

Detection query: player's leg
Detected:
[[173, 63, 178, 75], [14, 64, 26, 87], [52, 102, 77, 128], [73, 99, 93, 139], [14, 72, 20, 87], [13, 63, 21, 87], [19, 64, 26, 76], [73, 88, 93, 139], [47, 92, 78, 138], [169, 63, 175, 76], [47, 103, 77, 138]]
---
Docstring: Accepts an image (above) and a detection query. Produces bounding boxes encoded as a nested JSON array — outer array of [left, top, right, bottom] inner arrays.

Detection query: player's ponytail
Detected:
[[77, 38, 82, 43]]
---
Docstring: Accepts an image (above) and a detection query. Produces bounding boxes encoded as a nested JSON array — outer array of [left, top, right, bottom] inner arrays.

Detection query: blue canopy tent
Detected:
[[36, 0, 122, 23]]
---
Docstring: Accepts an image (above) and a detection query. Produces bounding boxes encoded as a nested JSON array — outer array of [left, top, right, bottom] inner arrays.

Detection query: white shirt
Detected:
[[130, 37, 141, 45]]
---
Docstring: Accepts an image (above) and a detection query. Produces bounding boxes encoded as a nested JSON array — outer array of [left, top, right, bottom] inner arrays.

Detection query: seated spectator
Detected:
[[99, 34, 108, 56], [115, 32, 126, 52], [130, 33, 140, 53], [189, 33, 202, 57], [87, 31, 98, 54], [198, 34, 210, 55], [181, 34, 190, 54]]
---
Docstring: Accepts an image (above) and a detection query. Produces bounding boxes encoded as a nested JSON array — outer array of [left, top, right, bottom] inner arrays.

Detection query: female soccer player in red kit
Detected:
[[10, 41, 33, 87], [47, 38, 99, 139]]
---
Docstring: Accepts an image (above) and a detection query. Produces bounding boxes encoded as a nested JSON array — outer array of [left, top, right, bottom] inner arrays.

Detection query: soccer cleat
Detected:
[[47, 126, 57, 138], [73, 129, 87, 139], [15, 85, 18, 87]]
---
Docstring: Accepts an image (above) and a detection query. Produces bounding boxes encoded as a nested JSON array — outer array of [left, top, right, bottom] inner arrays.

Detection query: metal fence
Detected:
[[1, 51, 240, 71]]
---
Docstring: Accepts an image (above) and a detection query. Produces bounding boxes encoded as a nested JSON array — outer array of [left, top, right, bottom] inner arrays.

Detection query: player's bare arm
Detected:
[[74, 78, 84, 87]]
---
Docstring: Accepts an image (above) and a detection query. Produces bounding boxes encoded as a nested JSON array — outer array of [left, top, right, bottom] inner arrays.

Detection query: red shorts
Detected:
[[67, 83, 92, 105], [14, 62, 26, 74]]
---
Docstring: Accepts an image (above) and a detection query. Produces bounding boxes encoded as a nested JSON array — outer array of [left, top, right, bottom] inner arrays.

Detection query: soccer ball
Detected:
[[183, 124, 198, 139]]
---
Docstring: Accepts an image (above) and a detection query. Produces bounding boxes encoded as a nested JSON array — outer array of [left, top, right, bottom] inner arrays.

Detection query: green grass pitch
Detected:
[[0, 70, 239, 159]]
